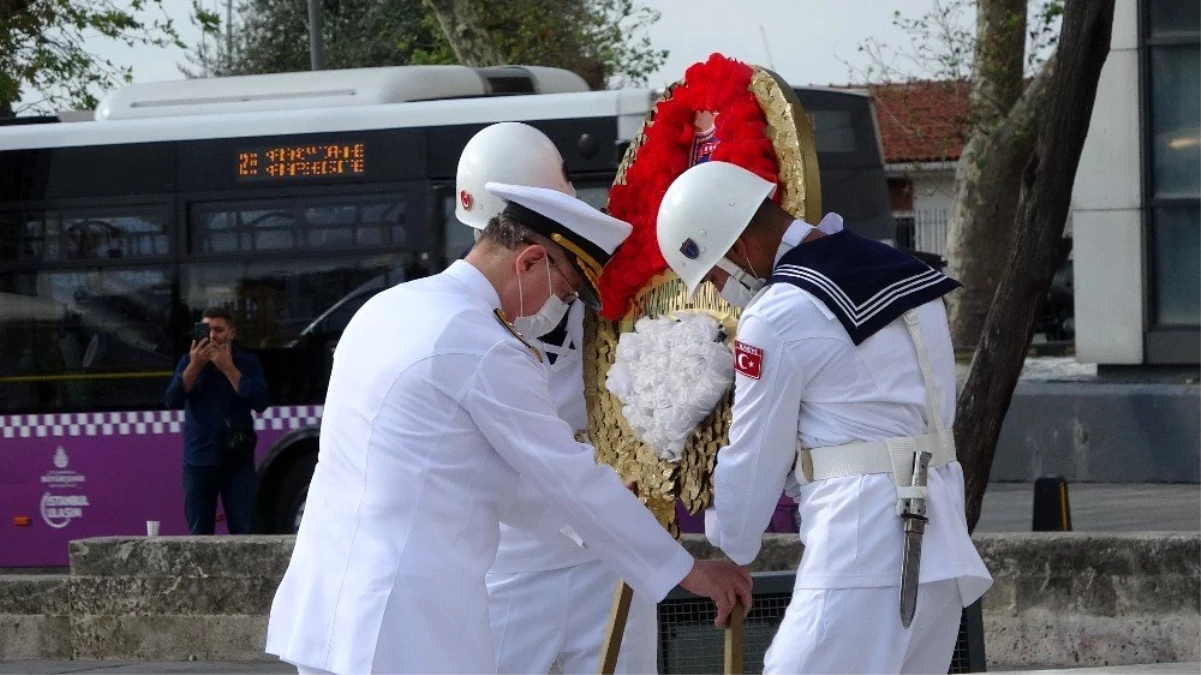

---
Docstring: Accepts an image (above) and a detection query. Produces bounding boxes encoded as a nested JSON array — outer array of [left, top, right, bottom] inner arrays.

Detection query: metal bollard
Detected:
[[1032, 476, 1073, 531]]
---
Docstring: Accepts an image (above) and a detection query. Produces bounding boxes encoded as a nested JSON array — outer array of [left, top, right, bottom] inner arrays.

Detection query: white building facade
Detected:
[[1074, 0, 1199, 366]]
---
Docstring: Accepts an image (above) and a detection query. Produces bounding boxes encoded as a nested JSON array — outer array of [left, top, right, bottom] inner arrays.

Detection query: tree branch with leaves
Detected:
[[1, 0, 186, 115], [183, 0, 665, 90]]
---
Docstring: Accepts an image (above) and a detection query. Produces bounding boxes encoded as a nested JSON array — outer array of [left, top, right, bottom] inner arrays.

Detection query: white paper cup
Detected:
[[146, 520, 160, 537]]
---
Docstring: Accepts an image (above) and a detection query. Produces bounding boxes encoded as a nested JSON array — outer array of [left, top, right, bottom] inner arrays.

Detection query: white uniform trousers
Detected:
[[487, 559, 658, 674], [764, 579, 963, 674]]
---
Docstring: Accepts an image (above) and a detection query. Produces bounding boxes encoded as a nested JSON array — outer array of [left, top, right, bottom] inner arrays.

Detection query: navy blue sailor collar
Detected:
[[767, 228, 961, 345]]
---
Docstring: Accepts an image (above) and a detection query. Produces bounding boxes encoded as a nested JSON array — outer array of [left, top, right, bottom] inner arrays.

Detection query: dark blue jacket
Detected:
[[164, 344, 270, 467]]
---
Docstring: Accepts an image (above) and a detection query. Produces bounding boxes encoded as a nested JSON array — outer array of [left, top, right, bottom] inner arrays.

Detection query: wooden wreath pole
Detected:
[[724, 602, 746, 674], [597, 581, 635, 674]]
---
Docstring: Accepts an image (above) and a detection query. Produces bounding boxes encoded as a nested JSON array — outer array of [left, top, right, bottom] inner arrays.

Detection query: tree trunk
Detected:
[[958, 0, 1115, 531], [944, 0, 1030, 349], [421, 0, 508, 67]]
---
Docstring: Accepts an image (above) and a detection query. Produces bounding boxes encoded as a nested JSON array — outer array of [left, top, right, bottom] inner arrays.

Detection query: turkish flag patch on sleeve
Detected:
[[734, 341, 763, 380]]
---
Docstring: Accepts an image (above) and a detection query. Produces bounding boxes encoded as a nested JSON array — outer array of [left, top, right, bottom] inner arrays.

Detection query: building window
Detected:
[[1143, 0, 1200, 360]]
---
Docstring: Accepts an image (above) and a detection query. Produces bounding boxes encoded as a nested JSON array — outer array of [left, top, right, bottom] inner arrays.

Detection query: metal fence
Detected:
[[657, 571, 986, 674], [895, 209, 950, 258]]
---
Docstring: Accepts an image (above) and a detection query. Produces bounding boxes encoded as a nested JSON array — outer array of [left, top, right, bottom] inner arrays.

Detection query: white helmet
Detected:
[[455, 122, 576, 229], [657, 161, 777, 296]]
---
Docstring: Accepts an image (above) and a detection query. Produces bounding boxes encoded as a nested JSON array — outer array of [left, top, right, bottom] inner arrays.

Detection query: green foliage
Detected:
[[185, 0, 666, 88], [0, 0, 184, 115], [182, 0, 450, 76], [585, 0, 667, 88]]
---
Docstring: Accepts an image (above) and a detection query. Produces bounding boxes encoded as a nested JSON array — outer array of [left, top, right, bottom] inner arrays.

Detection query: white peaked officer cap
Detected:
[[485, 181, 633, 310]]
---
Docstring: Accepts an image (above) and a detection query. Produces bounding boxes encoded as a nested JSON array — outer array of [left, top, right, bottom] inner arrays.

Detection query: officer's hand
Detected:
[[189, 339, 211, 365], [679, 559, 753, 628]]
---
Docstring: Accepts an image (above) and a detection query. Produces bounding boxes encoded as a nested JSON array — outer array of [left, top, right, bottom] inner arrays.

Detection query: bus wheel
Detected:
[[274, 453, 317, 534]]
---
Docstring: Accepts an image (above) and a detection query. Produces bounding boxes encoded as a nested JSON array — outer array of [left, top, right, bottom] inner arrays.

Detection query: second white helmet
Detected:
[[657, 161, 777, 296], [455, 122, 576, 229]]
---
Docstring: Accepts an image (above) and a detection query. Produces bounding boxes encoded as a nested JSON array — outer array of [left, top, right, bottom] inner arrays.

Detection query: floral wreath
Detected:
[[600, 53, 783, 320]]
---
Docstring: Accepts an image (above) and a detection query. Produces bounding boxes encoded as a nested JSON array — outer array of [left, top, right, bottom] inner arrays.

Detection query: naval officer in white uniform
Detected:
[[454, 123, 659, 674], [656, 161, 993, 674], [265, 180, 752, 675]]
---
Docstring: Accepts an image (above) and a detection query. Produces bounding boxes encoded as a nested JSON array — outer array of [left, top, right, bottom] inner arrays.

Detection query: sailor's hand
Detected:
[[679, 559, 753, 628]]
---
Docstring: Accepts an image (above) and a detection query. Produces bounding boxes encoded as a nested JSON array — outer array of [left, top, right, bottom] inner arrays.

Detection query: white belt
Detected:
[[795, 431, 957, 485], [793, 310, 957, 515]]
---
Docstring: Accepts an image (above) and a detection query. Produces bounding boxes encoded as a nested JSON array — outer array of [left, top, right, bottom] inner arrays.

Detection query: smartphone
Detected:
[[192, 322, 210, 342]]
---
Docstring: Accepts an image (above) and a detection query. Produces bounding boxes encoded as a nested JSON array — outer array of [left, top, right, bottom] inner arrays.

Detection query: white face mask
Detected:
[[514, 258, 572, 338], [719, 278, 758, 308], [714, 256, 764, 308]]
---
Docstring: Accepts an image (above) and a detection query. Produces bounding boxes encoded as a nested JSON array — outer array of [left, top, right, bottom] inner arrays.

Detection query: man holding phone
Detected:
[[165, 307, 271, 534]]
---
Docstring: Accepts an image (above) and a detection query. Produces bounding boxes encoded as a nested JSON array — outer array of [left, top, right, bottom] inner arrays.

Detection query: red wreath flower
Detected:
[[600, 53, 782, 320]]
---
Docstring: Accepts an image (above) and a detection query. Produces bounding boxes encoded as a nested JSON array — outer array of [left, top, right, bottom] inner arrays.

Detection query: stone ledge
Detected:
[[69, 576, 280, 616], [986, 613, 1201, 669], [0, 615, 72, 660], [0, 575, 70, 615], [71, 615, 269, 661], [0, 531, 1189, 667], [70, 536, 295, 578]]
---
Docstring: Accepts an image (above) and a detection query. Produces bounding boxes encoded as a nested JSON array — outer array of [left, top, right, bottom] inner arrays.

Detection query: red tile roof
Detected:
[[848, 80, 972, 164]]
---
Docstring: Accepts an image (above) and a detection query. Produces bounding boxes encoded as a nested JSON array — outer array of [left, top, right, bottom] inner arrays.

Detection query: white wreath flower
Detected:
[[605, 314, 735, 462]]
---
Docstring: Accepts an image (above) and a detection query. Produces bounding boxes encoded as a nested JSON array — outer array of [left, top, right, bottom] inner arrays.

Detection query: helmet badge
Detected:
[[460, 190, 473, 210], [679, 238, 700, 260]]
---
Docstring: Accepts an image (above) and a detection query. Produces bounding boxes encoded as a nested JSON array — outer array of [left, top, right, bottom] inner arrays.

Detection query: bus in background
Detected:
[[0, 65, 891, 567]]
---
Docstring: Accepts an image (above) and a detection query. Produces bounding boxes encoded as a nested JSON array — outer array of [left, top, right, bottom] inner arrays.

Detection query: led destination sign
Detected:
[[236, 142, 366, 181]]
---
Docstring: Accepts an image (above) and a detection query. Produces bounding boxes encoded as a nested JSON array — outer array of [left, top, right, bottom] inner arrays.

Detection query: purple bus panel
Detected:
[[2, 404, 796, 568], [675, 495, 799, 535], [0, 406, 319, 568]]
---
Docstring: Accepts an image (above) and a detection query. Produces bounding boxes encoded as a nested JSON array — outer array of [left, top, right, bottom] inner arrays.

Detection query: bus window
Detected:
[[191, 194, 408, 255], [181, 256, 414, 349], [1, 206, 168, 263], [0, 211, 57, 262], [797, 90, 894, 243], [808, 109, 857, 154], [63, 208, 169, 259], [181, 256, 414, 403], [441, 192, 475, 265], [0, 266, 175, 413], [574, 184, 611, 211]]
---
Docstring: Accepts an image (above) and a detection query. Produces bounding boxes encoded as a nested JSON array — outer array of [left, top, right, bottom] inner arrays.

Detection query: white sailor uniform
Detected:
[[265, 261, 693, 675], [704, 218, 993, 674], [486, 300, 659, 675]]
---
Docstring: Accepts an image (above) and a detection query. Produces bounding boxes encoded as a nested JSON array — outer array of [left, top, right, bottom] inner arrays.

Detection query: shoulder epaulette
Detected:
[[493, 309, 544, 363]]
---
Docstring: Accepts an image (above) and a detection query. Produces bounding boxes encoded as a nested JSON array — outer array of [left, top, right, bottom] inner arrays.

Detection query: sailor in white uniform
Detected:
[[656, 161, 993, 674], [265, 179, 752, 675], [454, 123, 659, 674]]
